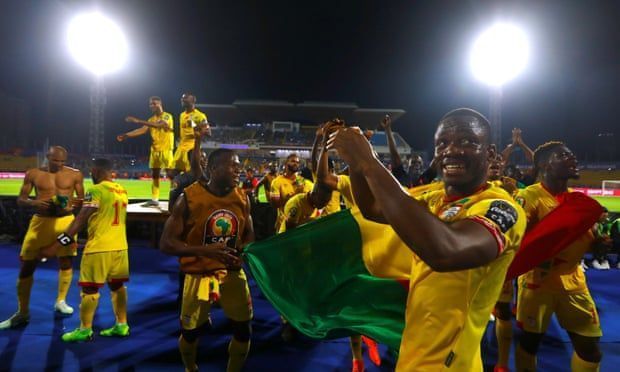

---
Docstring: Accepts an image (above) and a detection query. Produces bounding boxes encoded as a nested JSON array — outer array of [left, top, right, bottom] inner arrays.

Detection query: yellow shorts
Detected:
[[498, 279, 514, 303], [78, 250, 129, 288], [173, 148, 191, 172], [149, 150, 173, 169], [180, 269, 253, 330], [516, 286, 602, 337], [21, 215, 77, 260]]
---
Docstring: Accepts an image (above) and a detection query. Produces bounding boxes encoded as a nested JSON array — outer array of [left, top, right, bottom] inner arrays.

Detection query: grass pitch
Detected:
[[0, 179, 170, 200], [1, 179, 619, 212]]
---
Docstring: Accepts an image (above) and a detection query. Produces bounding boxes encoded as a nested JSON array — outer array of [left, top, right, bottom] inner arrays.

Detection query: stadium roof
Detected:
[[196, 100, 405, 129]]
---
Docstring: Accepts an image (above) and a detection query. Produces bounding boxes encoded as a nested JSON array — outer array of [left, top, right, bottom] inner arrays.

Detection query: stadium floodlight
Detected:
[[469, 23, 529, 87], [67, 13, 128, 76]]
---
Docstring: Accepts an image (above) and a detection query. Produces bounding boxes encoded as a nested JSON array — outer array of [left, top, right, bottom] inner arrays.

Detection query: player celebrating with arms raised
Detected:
[[0, 146, 84, 330], [117, 96, 174, 207], [328, 108, 526, 371]]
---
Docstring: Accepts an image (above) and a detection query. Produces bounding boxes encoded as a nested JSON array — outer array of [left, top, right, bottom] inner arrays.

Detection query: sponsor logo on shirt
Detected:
[[485, 200, 518, 233]]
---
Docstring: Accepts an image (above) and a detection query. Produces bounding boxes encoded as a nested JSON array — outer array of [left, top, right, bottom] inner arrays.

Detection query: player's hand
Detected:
[[295, 180, 306, 194], [500, 176, 518, 195], [327, 126, 375, 172], [193, 122, 211, 138], [117, 134, 127, 142], [31, 199, 52, 209], [39, 241, 60, 259], [379, 115, 392, 130], [125, 116, 140, 124], [321, 120, 345, 146], [200, 242, 240, 266]]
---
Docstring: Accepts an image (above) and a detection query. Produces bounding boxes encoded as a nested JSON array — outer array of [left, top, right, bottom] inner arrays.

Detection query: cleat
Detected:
[[142, 200, 160, 207], [362, 335, 381, 366], [54, 300, 74, 315], [352, 359, 365, 372], [0, 312, 30, 330], [100, 323, 130, 337], [62, 328, 93, 342]]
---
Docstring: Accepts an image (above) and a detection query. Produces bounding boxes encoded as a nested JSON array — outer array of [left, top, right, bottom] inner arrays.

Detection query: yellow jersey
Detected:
[[324, 189, 342, 214], [179, 108, 208, 151], [515, 183, 593, 293], [82, 181, 128, 253], [336, 175, 355, 209], [397, 183, 526, 371], [148, 111, 174, 152], [278, 192, 323, 233], [270, 174, 313, 231], [408, 180, 445, 198]]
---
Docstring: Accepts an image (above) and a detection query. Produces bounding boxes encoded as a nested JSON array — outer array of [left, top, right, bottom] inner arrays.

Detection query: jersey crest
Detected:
[[203, 209, 239, 248]]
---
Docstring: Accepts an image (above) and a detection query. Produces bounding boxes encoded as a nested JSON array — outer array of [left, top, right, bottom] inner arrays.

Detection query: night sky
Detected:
[[1, 0, 619, 160]]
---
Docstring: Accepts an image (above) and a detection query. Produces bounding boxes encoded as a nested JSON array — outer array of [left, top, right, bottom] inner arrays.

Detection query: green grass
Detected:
[[0, 179, 170, 200], [1, 179, 619, 212]]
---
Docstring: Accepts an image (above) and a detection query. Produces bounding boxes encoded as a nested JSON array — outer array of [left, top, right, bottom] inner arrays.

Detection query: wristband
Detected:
[[56, 232, 75, 246]]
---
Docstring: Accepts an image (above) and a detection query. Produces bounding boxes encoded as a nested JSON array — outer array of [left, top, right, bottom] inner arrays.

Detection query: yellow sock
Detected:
[[17, 276, 34, 315], [56, 268, 73, 303], [571, 352, 600, 372], [179, 335, 198, 372], [79, 292, 100, 329], [111, 286, 128, 324], [350, 334, 363, 361], [151, 182, 160, 201], [515, 344, 537, 372], [227, 337, 250, 372], [495, 319, 513, 367]]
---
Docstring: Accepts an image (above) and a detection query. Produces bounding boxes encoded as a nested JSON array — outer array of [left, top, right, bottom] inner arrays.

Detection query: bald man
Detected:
[[0, 146, 84, 329]]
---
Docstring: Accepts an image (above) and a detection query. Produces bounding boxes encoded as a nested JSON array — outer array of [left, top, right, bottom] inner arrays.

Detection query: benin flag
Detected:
[[506, 192, 604, 280], [244, 207, 413, 350]]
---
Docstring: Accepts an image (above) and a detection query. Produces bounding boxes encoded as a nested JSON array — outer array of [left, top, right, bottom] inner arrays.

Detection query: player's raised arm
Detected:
[[326, 127, 384, 222], [125, 116, 172, 131], [329, 127, 505, 272], [316, 123, 340, 190], [116, 125, 149, 142], [159, 194, 239, 264]]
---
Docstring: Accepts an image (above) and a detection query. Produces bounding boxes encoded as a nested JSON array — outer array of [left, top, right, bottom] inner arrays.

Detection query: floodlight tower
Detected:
[[67, 13, 127, 155], [470, 23, 529, 148]]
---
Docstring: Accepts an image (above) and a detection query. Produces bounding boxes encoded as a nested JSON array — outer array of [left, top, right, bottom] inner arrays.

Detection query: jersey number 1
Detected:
[[112, 201, 127, 226]]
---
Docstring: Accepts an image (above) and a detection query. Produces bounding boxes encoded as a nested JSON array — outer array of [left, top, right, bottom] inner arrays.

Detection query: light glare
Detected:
[[470, 23, 529, 86], [67, 13, 128, 76]]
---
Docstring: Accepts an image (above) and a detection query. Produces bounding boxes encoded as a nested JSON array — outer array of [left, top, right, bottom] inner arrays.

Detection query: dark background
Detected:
[[0, 0, 618, 160]]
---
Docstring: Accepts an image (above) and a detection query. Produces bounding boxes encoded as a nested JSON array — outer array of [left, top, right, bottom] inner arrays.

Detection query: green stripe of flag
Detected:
[[245, 209, 408, 350]]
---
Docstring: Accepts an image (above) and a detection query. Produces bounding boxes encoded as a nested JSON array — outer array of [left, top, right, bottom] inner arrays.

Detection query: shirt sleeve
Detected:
[[302, 179, 314, 193], [164, 113, 173, 128], [269, 178, 281, 200], [466, 198, 526, 256], [515, 188, 537, 222], [83, 187, 101, 208]]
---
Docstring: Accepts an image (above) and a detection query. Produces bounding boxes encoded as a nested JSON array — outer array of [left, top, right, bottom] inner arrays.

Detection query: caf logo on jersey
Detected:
[[203, 209, 239, 248]]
